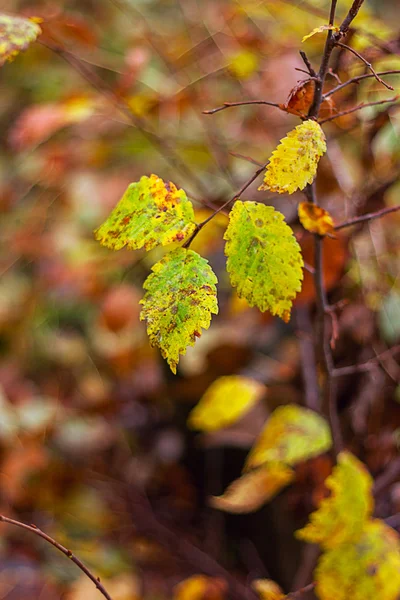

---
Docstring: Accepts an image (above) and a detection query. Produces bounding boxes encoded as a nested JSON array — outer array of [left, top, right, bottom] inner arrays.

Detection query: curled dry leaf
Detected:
[[296, 451, 374, 549], [279, 80, 335, 119], [188, 375, 266, 432], [245, 404, 332, 471], [298, 202, 335, 236], [258, 120, 326, 194], [95, 174, 196, 251], [210, 463, 294, 513], [315, 520, 400, 600]]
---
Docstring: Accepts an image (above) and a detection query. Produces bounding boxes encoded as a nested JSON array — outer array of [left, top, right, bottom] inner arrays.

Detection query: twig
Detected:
[[203, 100, 281, 115], [295, 307, 320, 412], [229, 152, 264, 167], [339, 0, 365, 38], [335, 204, 400, 230], [324, 70, 400, 98], [0, 515, 112, 600], [374, 457, 400, 497], [40, 41, 210, 199], [333, 345, 400, 377], [299, 51, 317, 78], [183, 162, 267, 248], [335, 42, 394, 90], [319, 95, 399, 123], [287, 582, 316, 598]]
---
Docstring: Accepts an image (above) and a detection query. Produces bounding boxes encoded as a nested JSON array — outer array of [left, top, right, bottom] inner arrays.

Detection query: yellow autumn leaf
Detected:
[[173, 575, 227, 600], [0, 13, 41, 67], [140, 248, 218, 374], [302, 25, 339, 43], [94, 174, 196, 251], [228, 49, 259, 79], [252, 579, 285, 600], [296, 451, 373, 549], [245, 404, 332, 471], [210, 463, 294, 513], [258, 120, 326, 195], [315, 519, 400, 600], [298, 202, 335, 236], [188, 375, 266, 432]]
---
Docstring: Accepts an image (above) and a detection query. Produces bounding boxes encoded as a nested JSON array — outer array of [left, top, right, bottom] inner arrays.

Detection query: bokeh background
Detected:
[[1, 0, 400, 598]]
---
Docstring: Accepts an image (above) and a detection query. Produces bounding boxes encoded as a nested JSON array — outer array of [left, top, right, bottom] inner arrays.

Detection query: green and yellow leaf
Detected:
[[224, 201, 303, 322], [245, 404, 332, 471], [252, 579, 285, 600], [258, 120, 326, 194], [0, 13, 41, 66], [210, 463, 294, 514], [298, 202, 335, 236], [188, 375, 266, 432], [94, 174, 196, 251], [296, 451, 373, 549], [140, 248, 218, 374], [302, 25, 339, 43], [315, 519, 400, 600]]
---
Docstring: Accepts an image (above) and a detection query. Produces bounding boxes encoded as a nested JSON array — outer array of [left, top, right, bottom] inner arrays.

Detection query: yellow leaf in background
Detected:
[[228, 49, 259, 79], [174, 575, 227, 600], [0, 13, 41, 66], [188, 375, 266, 432], [210, 463, 293, 513], [298, 202, 335, 236], [258, 120, 326, 195], [302, 25, 339, 43], [94, 174, 196, 251], [296, 451, 373, 549], [252, 579, 285, 600], [245, 404, 331, 471], [315, 519, 400, 600], [140, 248, 218, 374]]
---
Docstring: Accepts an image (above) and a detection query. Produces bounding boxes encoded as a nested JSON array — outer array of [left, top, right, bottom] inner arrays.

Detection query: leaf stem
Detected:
[[203, 100, 281, 115], [183, 162, 268, 248]]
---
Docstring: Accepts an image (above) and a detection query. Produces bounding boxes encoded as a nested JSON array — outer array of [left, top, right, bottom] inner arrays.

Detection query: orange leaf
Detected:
[[209, 463, 294, 513], [280, 80, 335, 119], [298, 202, 335, 236]]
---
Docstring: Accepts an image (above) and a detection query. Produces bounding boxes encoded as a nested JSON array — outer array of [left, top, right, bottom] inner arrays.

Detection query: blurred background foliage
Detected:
[[1, 0, 400, 598]]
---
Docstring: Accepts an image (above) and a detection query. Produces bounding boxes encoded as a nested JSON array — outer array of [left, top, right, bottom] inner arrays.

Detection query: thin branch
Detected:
[[374, 457, 400, 497], [335, 42, 394, 90], [319, 95, 399, 124], [183, 162, 267, 248], [335, 204, 400, 230], [324, 70, 400, 98], [40, 41, 210, 199], [339, 0, 365, 38], [333, 345, 400, 377], [299, 51, 317, 78], [203, 100, 281, 115], [0, 515, 112, 600], [287, 583, 316, 599]]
